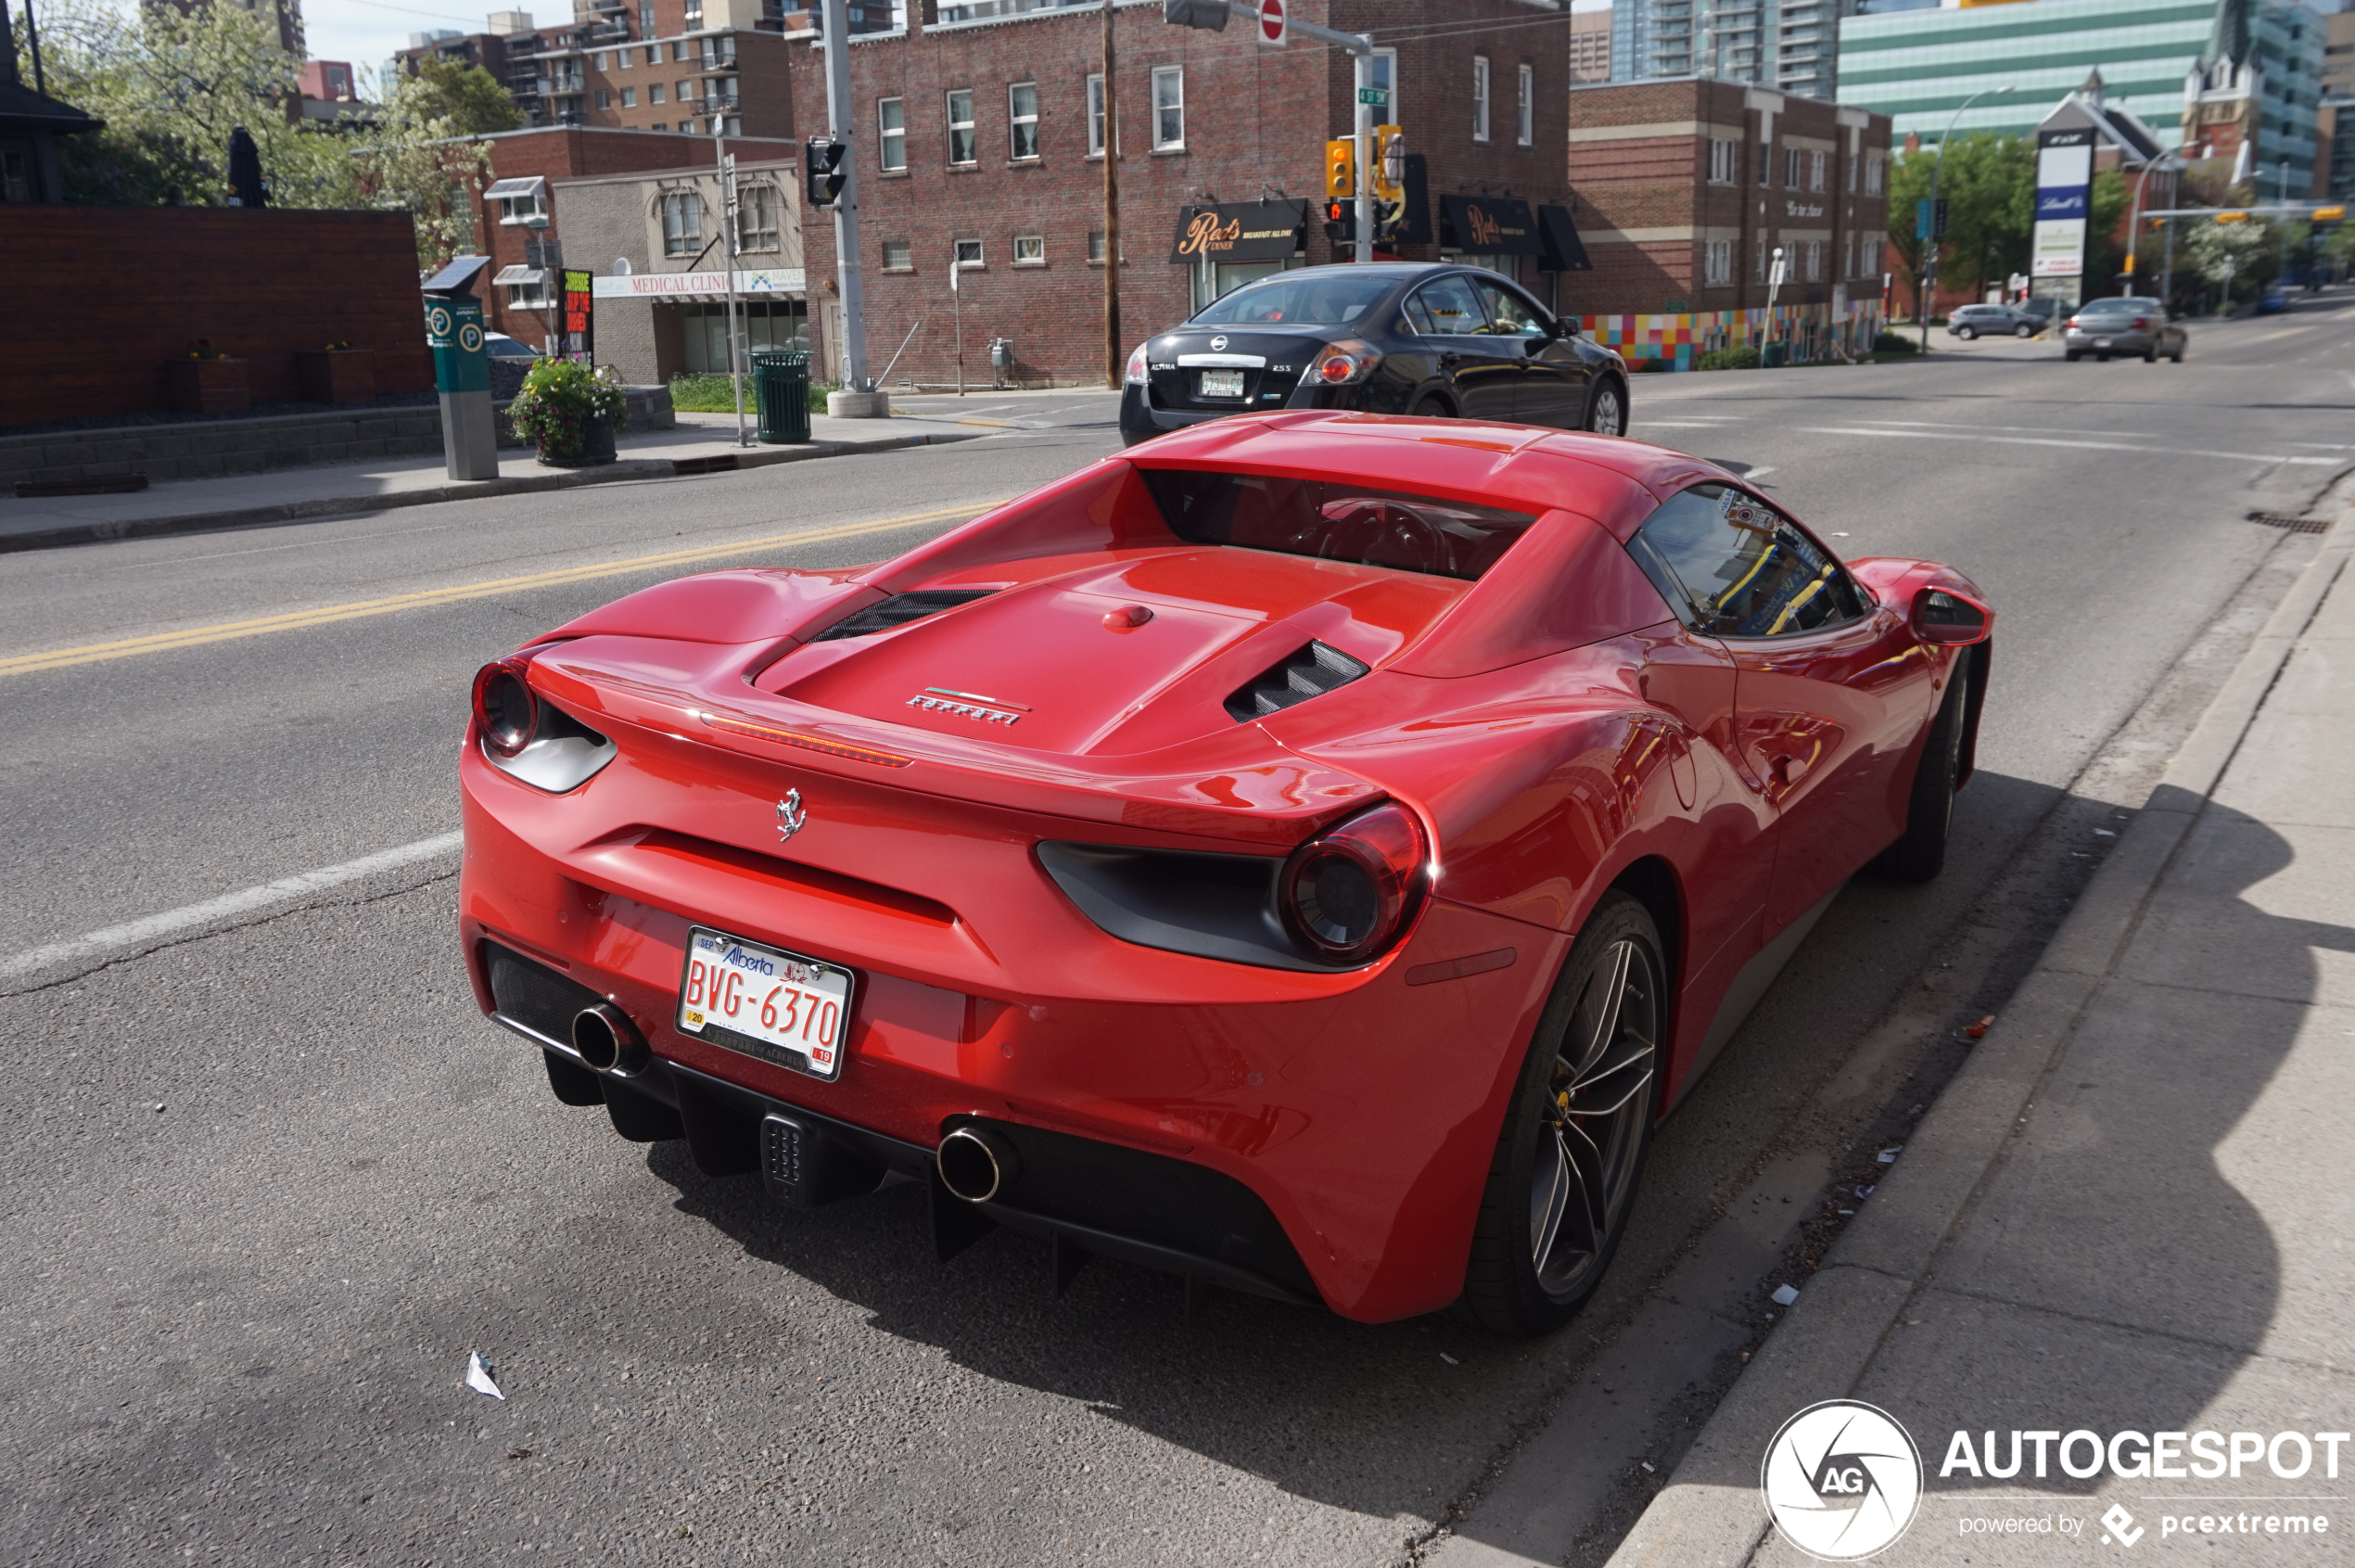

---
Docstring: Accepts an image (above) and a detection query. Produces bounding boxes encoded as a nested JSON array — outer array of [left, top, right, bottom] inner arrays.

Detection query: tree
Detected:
[[2183, 216, 2279, 306], [395, 57, 525, 136], [351, 70, 499, 267], [1887, 133, 2036, 311]]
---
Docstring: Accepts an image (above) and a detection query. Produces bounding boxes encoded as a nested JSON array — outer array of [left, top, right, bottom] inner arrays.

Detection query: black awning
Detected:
[[1393, 153, 1432, 247], [1537, 204, 1591, 273], [1438, 195, 1541, 256], [1170, 199, 1308, 264]]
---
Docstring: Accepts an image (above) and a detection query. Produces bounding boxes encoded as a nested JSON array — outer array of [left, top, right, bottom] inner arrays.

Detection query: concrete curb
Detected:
[[1604, 498, 2355, 1568], [0, 429, 984, 555]]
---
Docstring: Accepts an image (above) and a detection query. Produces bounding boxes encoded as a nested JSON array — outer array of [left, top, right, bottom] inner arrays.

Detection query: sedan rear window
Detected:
[[1190, 275, 1394, 326], [1139, 469, 1536, 580]]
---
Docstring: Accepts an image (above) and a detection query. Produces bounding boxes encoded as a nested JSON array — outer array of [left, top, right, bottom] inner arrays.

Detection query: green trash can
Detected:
[[751, 349, 811, 444]]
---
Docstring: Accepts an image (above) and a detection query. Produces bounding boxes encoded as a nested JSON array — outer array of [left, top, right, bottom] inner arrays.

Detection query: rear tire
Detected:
[[1584, 377, 1627, 437], [2170, 347, 2184, 363], [1871, 659, 1972, 883], [2015, 323, 2035, 338], [2144, 346, 2158, 363], [2066, 351, 2082, 362], [1413, 396, 1451, 420], [1459, 892, 1661, 1337], [1954, 325, 1977, 340]]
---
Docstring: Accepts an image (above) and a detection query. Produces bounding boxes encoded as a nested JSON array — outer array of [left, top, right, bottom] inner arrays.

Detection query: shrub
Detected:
[[668, 370, 838, 414], [1696, 346, 1762, 371], [509, 358, 628, 458], [1873, 332, 1919, 355]]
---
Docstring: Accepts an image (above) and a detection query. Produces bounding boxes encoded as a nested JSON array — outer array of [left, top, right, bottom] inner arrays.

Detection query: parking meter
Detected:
[[422, 256, 499, 481]]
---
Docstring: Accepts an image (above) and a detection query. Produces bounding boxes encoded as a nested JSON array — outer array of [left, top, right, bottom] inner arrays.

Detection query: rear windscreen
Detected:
[[1139, 469, 1538, 580]]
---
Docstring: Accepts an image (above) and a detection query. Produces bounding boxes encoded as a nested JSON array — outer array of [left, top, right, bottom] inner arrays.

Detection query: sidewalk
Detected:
[[0, 409, 988, 554], [1612, 502, 2355, 1564]]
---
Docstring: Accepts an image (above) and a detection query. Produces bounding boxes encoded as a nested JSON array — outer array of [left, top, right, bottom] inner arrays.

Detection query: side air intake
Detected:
[[1223, 641, 1371, 722], [809, 590, 996, 642]]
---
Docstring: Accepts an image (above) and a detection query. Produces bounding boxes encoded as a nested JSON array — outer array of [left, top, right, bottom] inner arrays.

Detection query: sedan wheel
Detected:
[[1954, 325, 1977, 340], [1461, 892, 1660, 1335], [2016, 323, 2035, 338], [1585, 380, 1626, 437]]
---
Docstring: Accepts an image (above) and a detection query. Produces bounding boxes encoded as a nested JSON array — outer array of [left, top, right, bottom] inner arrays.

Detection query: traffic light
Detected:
[[806, 136, 847, 208], [1372, 125, 1403, 200], [1163, 0, 1228, 28], [1322, 198, 1356, 247], [1325, 138, 1356, 200]]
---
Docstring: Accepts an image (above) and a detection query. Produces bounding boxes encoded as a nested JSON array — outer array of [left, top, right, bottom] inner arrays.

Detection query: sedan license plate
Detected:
[[677, 927, 853, 1081], [1198, 369, 1246, 400], [2092, 338, 2112, 348]]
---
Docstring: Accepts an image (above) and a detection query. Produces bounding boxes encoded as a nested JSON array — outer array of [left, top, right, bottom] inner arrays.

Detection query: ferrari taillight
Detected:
[[473, 657, 538, 759], [1279, 801, 1429, 963]]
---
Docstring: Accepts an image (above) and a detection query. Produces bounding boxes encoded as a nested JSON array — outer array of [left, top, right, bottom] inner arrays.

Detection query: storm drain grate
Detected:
[[672, 454, 742, 476], [2247, 511, 2335, 534]]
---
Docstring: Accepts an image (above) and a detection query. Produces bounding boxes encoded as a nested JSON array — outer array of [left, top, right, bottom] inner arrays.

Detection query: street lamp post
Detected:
[[2123, 157, 2166, 300], [1922, 84, 2012, 351]]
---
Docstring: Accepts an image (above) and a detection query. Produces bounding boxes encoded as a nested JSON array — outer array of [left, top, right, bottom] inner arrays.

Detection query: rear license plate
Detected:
[[1199, 369, 1246, 400], [2092, 338, 2112, 348], [677, 927, 854, 1081]]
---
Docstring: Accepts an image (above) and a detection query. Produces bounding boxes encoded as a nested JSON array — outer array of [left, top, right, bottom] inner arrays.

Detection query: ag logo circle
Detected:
[[1760, 1400, 1922, 1560], [459, 323, 484, 353]]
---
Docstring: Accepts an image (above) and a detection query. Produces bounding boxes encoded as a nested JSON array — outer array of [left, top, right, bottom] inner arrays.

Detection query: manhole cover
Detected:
[[2246, 511, 2334, 534]]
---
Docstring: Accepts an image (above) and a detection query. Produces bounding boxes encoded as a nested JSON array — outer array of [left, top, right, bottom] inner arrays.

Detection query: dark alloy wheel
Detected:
[[1585, 378, 1627, 437], [1871, 659, 1972, 883], [1460, 891, 1661, 1336]]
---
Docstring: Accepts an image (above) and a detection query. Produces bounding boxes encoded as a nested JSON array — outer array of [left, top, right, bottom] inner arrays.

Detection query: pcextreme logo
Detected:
[[1762, 1400, 1925, 1560]]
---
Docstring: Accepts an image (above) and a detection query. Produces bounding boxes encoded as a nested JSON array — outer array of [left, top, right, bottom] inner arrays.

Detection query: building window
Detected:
[[1758, 139, 1771, 186], [1369, 48, 1398, 117], [1088, 227, 1105, 261], [492, 185, 546, 224], [662, 192, 704, 255], [1013, 233, 1045, 264], [1516, 62, 1533, 147], [1785, 147, 1801, 186], [1753, 237, 1766, 282], [1704, 239, 1732, 286], [650, 83, 665, 104], [1846, 152, 1856, 193], [651, 122, 666, 131], [1152, 65, 1183, 150], [882, 238, 913, 271], [1471, 56, 1490, 142], [504, 274, 554, 310], [1841, 232, 1852, 278], [678, 79, 695, 101], [711, 75, 738, 108], [1809, 150, 1826, 191], [725, 115, 740, 136], [639, 1, 653, 32], [596, 88, 611, 108], [954, 237, 984, 268], [879, 97, 905, 170], [1087, 73, 1112, 157], [1708, 137, 1738, 185], [616, 48, 630, 70], [1805, 240, 1821, 280], [737, 185, 780, 252], [1009, 82, 1038, 159], [593, 51, 608, 69], [948, 88, 976, 164], [617, 87, 636, 110], [1865, 154, 1884, 195], [674, 40, 692, 61]]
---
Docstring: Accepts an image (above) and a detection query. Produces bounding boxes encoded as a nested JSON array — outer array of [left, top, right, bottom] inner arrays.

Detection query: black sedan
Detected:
[[1119, 262, 1629, 447]]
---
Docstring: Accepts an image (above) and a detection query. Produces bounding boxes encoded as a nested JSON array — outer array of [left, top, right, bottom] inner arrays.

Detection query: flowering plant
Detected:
[[507, 357, 628, 462]]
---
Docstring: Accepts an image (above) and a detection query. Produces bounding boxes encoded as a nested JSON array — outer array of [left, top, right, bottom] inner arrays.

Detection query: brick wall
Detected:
[[0, 207, 436, 428]]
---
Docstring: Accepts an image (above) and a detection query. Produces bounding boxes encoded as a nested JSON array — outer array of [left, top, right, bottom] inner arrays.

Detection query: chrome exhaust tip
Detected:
[[570, 1002, 647, 1076], [936, 1124, 1020, 1204]]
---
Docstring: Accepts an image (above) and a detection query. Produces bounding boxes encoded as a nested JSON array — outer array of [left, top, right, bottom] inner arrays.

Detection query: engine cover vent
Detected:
[[810, 590, 996, 642], [1224, 641, 1371, 722]]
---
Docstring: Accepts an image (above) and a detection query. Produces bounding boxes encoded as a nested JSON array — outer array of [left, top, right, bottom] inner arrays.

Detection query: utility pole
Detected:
[[819, 0, 879, 413], [1353, 48, 1373, 264], [1101, 0, 1121, 389], [719, 127, 748, 446]]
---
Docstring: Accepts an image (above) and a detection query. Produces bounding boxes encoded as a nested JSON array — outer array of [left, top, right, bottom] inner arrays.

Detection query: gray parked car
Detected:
[[2064, 298, 2185, 363], [1946, 303, 2042, 339]]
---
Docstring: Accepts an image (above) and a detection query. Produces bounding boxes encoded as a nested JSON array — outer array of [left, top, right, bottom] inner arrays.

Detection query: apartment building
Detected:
[[1609, 0, 1841, 102]]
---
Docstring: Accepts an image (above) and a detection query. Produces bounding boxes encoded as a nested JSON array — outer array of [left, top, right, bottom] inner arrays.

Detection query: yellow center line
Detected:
[[0, 500, 1002, 678]]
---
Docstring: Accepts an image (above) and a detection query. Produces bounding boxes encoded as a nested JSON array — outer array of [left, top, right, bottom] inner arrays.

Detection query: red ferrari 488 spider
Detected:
[[459, 411, 1992, 1335]]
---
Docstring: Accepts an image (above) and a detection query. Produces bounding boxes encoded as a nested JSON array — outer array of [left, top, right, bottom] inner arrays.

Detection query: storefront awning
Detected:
[[590, 267, 808, 300], [1169, 200, 1308, 264], [1537, 205, 1591, 273], [1439, 195, 1541, 256]]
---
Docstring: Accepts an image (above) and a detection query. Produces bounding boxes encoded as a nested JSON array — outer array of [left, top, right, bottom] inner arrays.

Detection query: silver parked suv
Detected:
[[1946, 303, 2043, 339], [2063, 298, 2186, 363]]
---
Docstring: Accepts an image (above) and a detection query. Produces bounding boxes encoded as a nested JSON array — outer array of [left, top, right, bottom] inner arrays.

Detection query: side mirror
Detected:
[[1912, 587, 1992, 646]]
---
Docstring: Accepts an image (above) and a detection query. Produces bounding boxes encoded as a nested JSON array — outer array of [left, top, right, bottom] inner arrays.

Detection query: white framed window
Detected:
[[673, 40, 692, 61], [878, 96, 905, 170], [678, 79, 695, 101], [649, 83, 665, 104], [1152, 65, 1183, 150], [1846, 152, 1857, 192], [1516, 62, 1533, 147], [882, 238, 913, 271], [953, 237, 984, 268], [491, 185, 546, 224], [620, 86, 636, 107], [1369, 48, 1398, 117], [947, 88, 976, 164], [1758, 138, 1771, 185], [651, 121, 666, 131], [724, 114, 740, 137], [1087, 72, 1107, 156], [1472, 56, 1490, 142], [662, 192, 703, 255], [596, 87, 611, 108], [736, 185, 779, 252], [1865, 154, 1884, 195], [1009, 82, 1038, 159], [1841, 232, 1852, 277], [503, 274, 553, 309], [1013, 233, 1045, 264], [1704, 238, 1732, 286], [1753, 236, 1766, 282], [1809, 149, 1826, 191], [1785, 147, 1801, 186], [1805, 240, 1821, 280], [1708, 137, 1738, 184], [592, 51, 608, 69]]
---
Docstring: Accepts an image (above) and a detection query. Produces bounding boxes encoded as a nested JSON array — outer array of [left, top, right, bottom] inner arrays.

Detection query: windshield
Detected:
[[1190, 275, 1396, 327], [1139, 469, 1536, 580]]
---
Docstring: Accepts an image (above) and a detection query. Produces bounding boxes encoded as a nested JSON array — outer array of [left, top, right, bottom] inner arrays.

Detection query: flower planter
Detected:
[[295, 349, 376, 406], [536, 413, 617, 468], [162, 358, 249, 415]]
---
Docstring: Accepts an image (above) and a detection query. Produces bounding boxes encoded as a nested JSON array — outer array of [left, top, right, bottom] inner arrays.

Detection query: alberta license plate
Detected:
[[1199, 369, 1246, 399], [2093, 338, 2111, 348], [677, 927, 854, 1081]]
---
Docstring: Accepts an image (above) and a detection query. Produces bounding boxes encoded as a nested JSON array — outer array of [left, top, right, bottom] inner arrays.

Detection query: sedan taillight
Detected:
[[1124, 340, 1151, 385], [2065, 316, 2081, 331], [1310, 338, 1383, 387], [473, 657, 538, 759], [1279, 801, 1429, 963], [2131, 316, 2149, 330]]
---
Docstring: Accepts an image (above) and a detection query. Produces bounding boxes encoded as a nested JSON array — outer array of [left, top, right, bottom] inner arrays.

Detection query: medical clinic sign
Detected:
[[2031, 127, 2093, 281], [591, 268, 808, 300]]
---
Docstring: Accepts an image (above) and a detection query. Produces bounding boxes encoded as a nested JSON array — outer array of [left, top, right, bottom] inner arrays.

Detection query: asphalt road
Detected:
[[2, 295, 2350, 1567]]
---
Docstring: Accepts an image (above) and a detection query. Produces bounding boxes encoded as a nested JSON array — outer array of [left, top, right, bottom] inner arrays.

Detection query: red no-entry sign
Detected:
[[1258, 0, 1287, 45]]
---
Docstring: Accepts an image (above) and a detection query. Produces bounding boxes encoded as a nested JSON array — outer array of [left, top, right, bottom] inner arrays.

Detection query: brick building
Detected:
[[780, 0, 1583, 389], [1566, 78, 1890, 363]]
